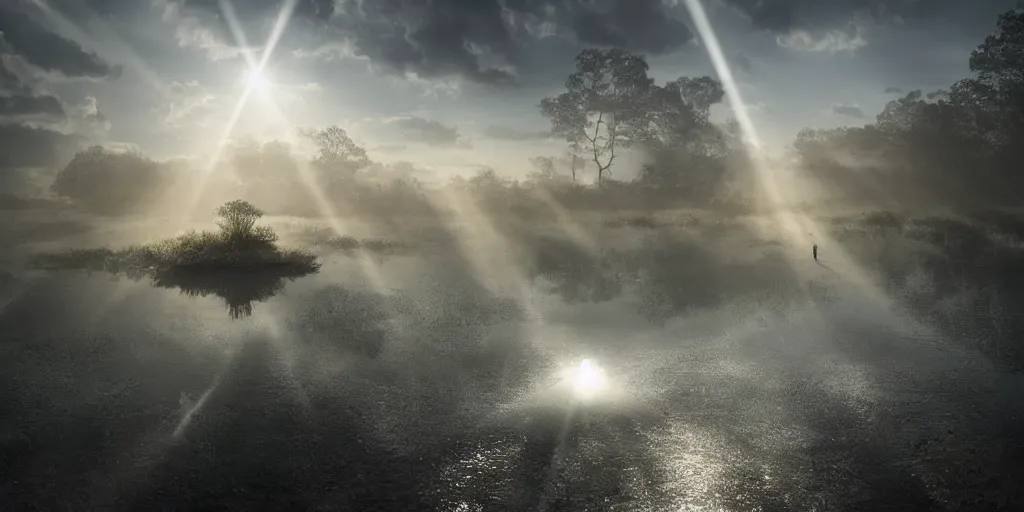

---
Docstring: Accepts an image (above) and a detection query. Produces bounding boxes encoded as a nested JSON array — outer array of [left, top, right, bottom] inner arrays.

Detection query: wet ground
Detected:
[[2, 210, 1023, 511]]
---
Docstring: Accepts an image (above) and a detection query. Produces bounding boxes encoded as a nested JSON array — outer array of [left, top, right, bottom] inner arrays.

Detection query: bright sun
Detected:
[[245, 68, 271, 93], [571, 359, 607, 400]]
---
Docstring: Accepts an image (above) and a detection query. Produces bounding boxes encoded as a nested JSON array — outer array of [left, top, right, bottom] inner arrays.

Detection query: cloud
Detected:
[[173, 0, 335, 22], [830, 103, 864, 118], [721, 0, 965, 33], [733, 51, 753, 73], [0, 124, 83, 196], [161, 80, 217, 127], [0, 93, 66, 124], [53, 96, 112, 141], [172, 18, 254, 61], [724, 0, 1004, 57], [388, 116, 463, 147], [884, 86, 904, 94], [776, 26, 867, 53], [483, 124, 552, 141], [0, 7, 118, 78], [744, 101, 772, 115], [157, 0, 336, 62], [0, 59, 29, 93], [296, 82, 323, 93], [0, 123, 81, 186], [296, 0, 693, 85]]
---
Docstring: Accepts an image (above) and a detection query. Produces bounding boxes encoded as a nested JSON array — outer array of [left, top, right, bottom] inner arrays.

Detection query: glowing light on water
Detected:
[[572, 358, 607, 399]]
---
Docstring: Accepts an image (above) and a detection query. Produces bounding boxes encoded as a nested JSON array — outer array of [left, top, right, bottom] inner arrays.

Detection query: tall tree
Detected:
[[540, 49, 654, 184]]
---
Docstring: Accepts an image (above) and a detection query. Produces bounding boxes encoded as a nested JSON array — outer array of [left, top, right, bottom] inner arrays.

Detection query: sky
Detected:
[[0, 0, 1020, 184]]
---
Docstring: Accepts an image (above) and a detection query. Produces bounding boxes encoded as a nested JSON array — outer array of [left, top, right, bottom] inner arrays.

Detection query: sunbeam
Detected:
[[182, 0, 301, 219], [424, 185, 544, 319], [26, 0, 167, 93], [7, 1, 1024, 509], [245, 67, 272, 94], [682, 0, 909, 315], [174, 0, 393, 297]]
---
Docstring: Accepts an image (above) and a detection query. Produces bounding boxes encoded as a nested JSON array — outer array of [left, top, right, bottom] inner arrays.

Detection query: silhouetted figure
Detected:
[[813, 244, 818, 261]]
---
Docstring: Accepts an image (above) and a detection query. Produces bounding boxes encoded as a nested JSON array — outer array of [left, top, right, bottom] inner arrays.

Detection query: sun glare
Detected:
[[245, 67, 271, 93], [572, 359, 608, 399]]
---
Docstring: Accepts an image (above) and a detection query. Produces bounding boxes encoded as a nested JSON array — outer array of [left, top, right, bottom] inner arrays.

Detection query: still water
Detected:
[[2, 245, 1023, 511]]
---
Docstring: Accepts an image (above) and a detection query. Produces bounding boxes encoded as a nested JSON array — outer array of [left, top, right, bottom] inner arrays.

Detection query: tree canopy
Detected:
[[540, 48, 730, 190]]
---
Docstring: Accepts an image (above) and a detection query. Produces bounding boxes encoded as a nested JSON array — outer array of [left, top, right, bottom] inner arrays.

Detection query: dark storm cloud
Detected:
[[0, 124, 80, 172], [720, 0, 1018, 33], [319, 0, 692, 85], [0, 7, 117, 78], [565, 0, 694, 52], [720, 0, 798, 31], [0, 94, 66, 122], [831, 103, 864, 118], [0, 61, 28, 94], [390, 116, 461, 146], [885, 86, 904, 94], [166, 0, 335, 45], [176, 0, 335, 21], [483, 124, 553, 141], [0, 123, 81, 195]]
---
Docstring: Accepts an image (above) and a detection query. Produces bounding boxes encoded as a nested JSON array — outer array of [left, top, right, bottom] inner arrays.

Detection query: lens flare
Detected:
[[572, 358, 607, 399], [246, 68, 271, 93]]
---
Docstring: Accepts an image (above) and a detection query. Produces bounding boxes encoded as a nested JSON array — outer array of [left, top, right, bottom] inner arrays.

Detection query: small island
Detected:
[[32, 200, 320, 318]]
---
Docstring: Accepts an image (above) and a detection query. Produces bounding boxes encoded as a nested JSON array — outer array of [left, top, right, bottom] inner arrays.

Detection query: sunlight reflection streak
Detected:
[[683, 0, 901, 311], [173, 373, 223, 439], [260, 312, 313, 414]]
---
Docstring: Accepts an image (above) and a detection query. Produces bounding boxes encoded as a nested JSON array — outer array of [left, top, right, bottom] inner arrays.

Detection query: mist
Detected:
[[4, 2, 1024, 511]]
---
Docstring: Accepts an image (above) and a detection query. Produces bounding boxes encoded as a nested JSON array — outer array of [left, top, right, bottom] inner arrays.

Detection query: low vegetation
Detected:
[[30, 201, 319, 318], [32, 200, 318, 275]]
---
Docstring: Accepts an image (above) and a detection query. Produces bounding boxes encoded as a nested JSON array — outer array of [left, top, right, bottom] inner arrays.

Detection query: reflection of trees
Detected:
[[835, 215, 1024, 369], [150, 268, 308, 319], [32, 250, 318, 319], [525, 232, 801, 323], [529, 235, 624, 303]]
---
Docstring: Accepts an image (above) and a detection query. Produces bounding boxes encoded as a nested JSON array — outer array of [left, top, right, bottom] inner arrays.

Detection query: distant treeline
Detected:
[[792, 9, 1024, 209]]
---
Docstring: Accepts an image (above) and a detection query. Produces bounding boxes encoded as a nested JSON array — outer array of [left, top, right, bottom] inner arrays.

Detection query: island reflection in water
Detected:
[[31, 252, 319, 319]]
